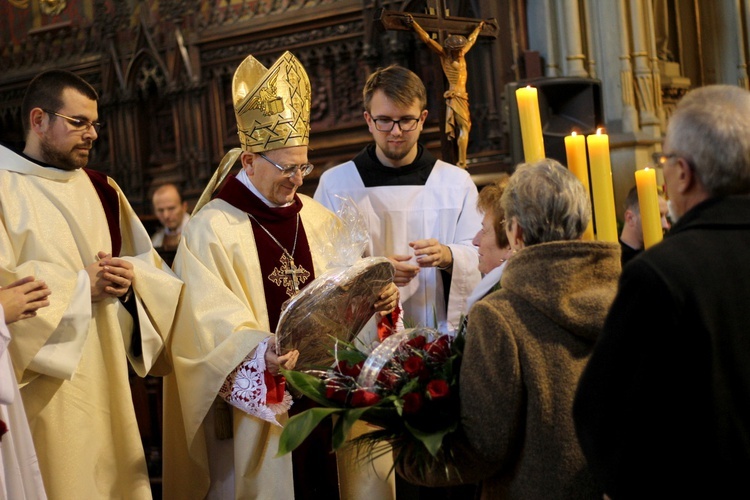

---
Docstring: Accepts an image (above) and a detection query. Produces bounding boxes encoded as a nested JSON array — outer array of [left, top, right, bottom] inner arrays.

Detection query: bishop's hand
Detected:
[[374, 282, 399, 316]]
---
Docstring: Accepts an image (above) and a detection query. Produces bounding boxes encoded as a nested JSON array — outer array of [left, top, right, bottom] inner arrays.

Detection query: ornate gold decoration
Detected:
[[249, 212, 311, 296], [9, 0, 30, 8], [232, 51, 311, 153], [268, 254, 311, 297], [39, 0, 66, 16]]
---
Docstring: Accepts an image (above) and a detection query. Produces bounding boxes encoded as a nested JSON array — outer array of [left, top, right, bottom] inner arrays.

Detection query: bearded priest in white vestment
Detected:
[[315, 65, 481, 332], [0, 70, 182, 499], [162, 51, 400, 500]]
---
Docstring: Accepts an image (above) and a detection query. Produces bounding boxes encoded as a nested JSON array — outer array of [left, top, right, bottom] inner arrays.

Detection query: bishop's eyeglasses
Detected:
[[371, 117, 421, 132], [258, 152, 314, 178], [43, 109, 103, 134]]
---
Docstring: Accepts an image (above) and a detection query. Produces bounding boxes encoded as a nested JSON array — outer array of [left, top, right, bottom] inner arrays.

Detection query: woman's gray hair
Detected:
[[666, 84, 750, 196], [501, 158, 591, 246]]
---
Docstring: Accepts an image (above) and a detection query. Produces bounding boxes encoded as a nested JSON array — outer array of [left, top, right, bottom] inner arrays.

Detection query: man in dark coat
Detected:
[[574, 84, 750, 498]]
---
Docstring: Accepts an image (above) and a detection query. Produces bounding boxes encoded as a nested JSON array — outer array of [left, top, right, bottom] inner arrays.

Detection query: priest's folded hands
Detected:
[[86, 250, 135, 301]]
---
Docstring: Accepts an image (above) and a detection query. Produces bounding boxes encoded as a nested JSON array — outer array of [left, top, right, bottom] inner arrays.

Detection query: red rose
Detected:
[[426, 379, 450, 400], [351, 390, 381, 407], [377, 368, 400, 390], [406, 335, 427, 349], [325, 383, 348, 403], [425, 336, 452, 362], [403, 356, 425, 377], [337, 360, 363, 378], [402, 392, 423, 414]]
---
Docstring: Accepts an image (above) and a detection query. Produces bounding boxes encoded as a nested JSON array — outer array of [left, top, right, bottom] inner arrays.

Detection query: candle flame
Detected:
[[571, 131, 578, 136], [596, 127, 604, 135]]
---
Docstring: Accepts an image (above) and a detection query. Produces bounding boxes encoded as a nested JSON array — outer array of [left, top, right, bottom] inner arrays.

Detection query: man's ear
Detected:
[[364, 111, 376, 134], [29, 108, 47, 133], [624, 209, 637, 226], [420, 109, 429, 127], [673, 158, 694, 194], [240, 152, 256, 176]]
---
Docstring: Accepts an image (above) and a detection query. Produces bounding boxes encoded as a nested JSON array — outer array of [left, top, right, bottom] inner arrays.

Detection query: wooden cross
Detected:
[[376, 0, 499, 44], [375, 0, 499, 164]]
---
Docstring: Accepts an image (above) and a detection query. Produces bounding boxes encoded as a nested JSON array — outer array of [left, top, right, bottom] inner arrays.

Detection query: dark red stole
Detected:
[[84, 168, 121, 256], [215, 175, 315, 331], [82, 169, 143, 356]]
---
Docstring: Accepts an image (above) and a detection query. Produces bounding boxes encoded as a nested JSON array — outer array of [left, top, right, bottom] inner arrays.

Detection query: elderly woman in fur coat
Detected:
[[397, 158, 621, 499]]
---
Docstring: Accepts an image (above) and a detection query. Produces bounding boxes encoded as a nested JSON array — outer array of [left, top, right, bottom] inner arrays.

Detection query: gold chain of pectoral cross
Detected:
[[248, 212, 310, 296]]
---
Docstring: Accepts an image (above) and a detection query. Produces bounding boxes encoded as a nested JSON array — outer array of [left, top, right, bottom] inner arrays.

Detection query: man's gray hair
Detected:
[[501, 158, 591, 246], [667, 84, 750, 196]]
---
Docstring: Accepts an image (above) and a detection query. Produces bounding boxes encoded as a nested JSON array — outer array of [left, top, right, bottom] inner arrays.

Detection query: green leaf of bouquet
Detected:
[[335, 349, 368, 365], [280, 369, 333, 407], [398, 377, 421, 397], [331, 406, 373, 450], [404, 420, 458, 457], [278, 407, 343, 456]]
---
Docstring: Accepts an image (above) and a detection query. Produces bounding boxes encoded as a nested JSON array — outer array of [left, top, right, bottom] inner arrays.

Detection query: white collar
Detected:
[[466, 261, 507, 310]]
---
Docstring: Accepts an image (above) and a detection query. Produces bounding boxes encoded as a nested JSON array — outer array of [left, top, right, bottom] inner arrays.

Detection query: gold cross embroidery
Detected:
[[268, 254, 310, 296]]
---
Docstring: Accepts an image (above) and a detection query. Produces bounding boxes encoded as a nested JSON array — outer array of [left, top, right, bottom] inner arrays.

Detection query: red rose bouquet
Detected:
[[278, 326, 465, 475]]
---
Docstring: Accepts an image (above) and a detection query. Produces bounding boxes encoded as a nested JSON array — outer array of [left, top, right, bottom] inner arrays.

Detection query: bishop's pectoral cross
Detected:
[[375, 0, 498, 165], [269, 254, 311, 297]]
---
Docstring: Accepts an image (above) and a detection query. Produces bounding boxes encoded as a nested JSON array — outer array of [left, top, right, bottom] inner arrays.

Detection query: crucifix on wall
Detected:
[[376, 1, 498, 168]]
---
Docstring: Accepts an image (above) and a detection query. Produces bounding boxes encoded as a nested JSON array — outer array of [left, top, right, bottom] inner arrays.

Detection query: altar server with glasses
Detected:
[[315, 64, 481, 333]]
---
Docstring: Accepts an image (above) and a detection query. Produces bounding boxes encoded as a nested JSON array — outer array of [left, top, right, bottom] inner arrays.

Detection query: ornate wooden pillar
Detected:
[[628, 0, 660, 136], [617, 0, 639, 133], [560, 0, 589, 77]]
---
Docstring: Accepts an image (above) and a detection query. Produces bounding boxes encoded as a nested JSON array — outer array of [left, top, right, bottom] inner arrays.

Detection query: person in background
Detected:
[[151, 183, 190, 252], [0, 69, 182, 498], [0, 277, 50, 500], [162, 51, 399, 500], [618, 185, 670, 266], [466, 173, 512, 310], [398, 158, 620, 499], [574, 84, 750, 498], [315, 64, 481, 332]]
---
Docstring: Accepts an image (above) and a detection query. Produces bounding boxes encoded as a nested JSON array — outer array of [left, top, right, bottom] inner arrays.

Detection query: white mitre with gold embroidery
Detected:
[[193, 51, 312, 214], [233, 51, 312, 153]]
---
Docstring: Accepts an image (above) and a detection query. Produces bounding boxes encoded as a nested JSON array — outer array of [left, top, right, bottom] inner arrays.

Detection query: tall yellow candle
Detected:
[[515, 86, 545, 162], [634, 167, 663, 249], [586, 129, 618, 242], [564, 131, 595, 240]]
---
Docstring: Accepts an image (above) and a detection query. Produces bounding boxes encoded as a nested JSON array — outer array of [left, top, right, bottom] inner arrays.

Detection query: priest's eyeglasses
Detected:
[[43, 109, 103, 134], [258, 152, 314, 178], [371, 117, 421, 132]]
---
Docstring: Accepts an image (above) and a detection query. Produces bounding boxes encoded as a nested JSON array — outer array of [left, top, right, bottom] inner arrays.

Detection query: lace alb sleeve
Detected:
[[218, 337, 293, 426]]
